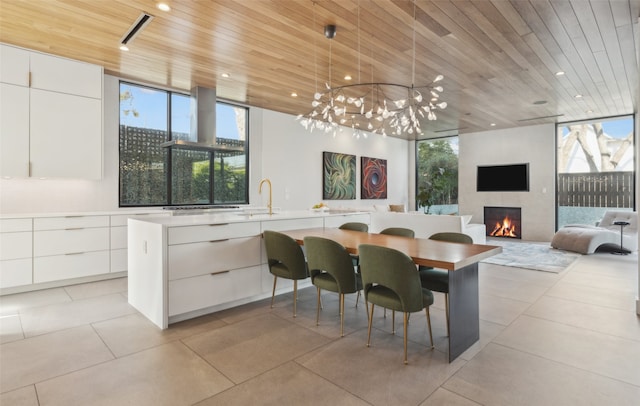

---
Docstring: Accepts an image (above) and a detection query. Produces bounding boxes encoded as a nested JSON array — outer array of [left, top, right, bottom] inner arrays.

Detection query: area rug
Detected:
[[481, 240, 581, 273]]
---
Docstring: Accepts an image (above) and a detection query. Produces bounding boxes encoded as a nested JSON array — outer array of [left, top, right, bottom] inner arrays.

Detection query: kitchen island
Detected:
[[127, 210, 370, 329]]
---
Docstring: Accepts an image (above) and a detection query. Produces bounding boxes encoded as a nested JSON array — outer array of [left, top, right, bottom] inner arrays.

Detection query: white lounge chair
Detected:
[[551, 210, 638, 254]]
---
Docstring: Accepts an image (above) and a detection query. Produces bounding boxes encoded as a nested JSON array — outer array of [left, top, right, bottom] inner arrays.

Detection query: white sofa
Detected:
[[369, 212, 486, 244], [551, 210, 638, 254]]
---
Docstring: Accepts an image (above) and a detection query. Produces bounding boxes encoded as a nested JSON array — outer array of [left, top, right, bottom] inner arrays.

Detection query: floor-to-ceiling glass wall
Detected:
[[415, 136, 459, 214], [556, 115, 635, 229]]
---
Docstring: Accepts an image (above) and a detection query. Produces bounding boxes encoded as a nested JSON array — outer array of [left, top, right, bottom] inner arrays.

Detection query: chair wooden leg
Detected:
[[367, 303, 375, 347], [340, 293, 345, 337], [445, 293, 450, 337], [293, 280, 298, 318], [355, 290, 360, 308], [425, 307, 434, 349], [403, 312, 409, 364], [270, 276, 278, 308], [315, 287, 321, 326]]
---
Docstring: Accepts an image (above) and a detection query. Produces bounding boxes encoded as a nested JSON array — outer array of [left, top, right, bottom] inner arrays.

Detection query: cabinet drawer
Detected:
[[260, 217, 324, 232], [0, 258, 32, 288], [0, 231, 32, 260], [33, 250, 109, 283], [168, 236, 261, 280], [111, 248, 127, 273], [111, 226, 127, 250], [168, 265, 262, 316], [34, 215, 109, 231], [34, 227, 109, 257], [0, 218, 32, 233], [168, 221, 260, 245]]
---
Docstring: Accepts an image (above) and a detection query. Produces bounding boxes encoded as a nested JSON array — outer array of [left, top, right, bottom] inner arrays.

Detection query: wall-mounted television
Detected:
[[477, 163, 529, 192]]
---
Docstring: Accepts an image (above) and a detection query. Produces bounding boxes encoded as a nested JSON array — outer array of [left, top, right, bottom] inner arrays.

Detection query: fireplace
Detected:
[[484, 206, 522, 239]]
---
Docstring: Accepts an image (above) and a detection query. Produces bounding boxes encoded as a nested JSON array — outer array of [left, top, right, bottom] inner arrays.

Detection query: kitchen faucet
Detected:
[[258, 178, 273, 215]]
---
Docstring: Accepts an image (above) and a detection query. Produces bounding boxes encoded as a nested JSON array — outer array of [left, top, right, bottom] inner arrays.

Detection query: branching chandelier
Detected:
[[297, 1, 447, 138]]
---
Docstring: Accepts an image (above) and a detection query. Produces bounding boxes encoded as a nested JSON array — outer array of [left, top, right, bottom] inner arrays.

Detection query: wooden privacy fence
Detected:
[[557, 171, 634, 207]]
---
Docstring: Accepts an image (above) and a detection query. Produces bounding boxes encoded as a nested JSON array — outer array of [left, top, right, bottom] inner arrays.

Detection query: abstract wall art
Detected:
[[322, 151, 356, 200], [361, 156, 387, 199]]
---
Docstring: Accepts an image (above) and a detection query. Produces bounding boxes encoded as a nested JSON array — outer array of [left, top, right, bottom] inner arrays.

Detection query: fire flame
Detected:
[[490, 216, 518, 237]]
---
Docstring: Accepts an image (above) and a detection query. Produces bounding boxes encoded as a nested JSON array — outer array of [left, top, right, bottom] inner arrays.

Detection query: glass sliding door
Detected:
[[556, 115, 635, 229]]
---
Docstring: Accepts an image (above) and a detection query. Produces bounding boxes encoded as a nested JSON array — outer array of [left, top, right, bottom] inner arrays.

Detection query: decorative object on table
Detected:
[[482, 240, 581, 273], [361, 156, 387, 199], [311, 202, 329, 212], [297, 1, 446, 138], [322, 151, 356, 200]]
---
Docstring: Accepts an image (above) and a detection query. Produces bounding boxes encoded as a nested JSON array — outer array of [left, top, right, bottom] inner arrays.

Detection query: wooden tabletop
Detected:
[[278, 228, 502, 270]]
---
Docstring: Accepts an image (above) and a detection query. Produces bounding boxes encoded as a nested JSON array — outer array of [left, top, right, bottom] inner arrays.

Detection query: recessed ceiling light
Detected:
[[221, 73, 230, 78], [490, 123, 496, 126], [157, 3, 171, 12], [555, 71, 565, 76], [291, 92, 298, 97], [119, 44, 129, 51], [344, 75, 352, 81], [586, 109, 593, 113], [574, 94, 583, 99]]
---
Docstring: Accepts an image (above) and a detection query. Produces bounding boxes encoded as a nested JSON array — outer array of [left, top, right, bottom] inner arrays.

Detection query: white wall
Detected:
[[458, 123, 557, 242], [249, 108, 410, 211], [0, 75, 410, 215]]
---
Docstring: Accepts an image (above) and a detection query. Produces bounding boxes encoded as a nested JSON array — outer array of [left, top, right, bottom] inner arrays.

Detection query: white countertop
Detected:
[[128, 209, 368, 227]]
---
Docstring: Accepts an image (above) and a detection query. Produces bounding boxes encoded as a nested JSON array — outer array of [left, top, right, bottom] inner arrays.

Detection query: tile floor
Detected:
[[1, 250, 639, 405]]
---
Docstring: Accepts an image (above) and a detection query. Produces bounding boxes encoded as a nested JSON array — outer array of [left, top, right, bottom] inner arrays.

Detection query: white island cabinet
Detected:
[[128, 211, 370, 329]]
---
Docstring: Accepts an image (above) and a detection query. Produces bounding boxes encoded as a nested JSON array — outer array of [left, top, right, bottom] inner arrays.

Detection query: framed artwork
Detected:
[[323, 151, 356, 200], [361, 156, 387, 199]]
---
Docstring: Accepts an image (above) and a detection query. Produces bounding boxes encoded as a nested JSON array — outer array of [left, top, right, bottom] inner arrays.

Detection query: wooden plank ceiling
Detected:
[[1, 0, 638, 140]]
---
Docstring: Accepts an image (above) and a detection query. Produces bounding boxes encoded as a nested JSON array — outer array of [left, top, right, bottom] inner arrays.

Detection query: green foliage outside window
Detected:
[[119, 82, 248, 207], [416, 138, 458, 214]]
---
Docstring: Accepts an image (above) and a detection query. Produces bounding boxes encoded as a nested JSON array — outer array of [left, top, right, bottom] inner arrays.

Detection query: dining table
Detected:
[[277, 227, 502, 362]]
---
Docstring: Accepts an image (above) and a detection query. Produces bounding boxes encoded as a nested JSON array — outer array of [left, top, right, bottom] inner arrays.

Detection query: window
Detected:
[[415, 137, 459, 214], [556, 115, 635, 228], [119, 82, 248, 207]]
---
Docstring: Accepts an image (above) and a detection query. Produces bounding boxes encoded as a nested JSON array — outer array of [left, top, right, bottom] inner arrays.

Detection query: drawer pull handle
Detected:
[[65, 252, 85, 256], [65, 215, 84, 218], [65, 227, 85, 231], [209, 238, 229, 243], [210, 270, 230, 276], [208, 223, 229, 227]]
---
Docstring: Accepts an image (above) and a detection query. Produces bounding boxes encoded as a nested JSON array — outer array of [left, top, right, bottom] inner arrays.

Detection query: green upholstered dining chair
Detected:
[[358, 244, 434, 364], [339, 222, 369, 232], [419, 232, 473, 335], [304, 236, 363, 337], [380, 227, 415, 238], [263, 230, 309, 317], [339, 221, 369, 270]]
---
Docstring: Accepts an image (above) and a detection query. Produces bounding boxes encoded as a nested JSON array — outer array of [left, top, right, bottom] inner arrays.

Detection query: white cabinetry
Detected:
[[0, 43, 103, 179], [33, 216, 109, 283], [167, 222, 262, 319], [323, 213, 371, 228], [110, 212, 170, 273], [0, 219, 33, 288]]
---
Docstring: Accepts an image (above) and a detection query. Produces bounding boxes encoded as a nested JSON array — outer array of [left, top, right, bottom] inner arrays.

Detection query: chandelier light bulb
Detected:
[[434, 75, 444, 82]]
